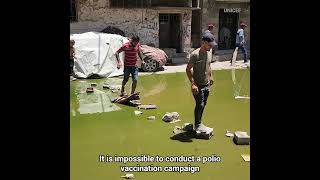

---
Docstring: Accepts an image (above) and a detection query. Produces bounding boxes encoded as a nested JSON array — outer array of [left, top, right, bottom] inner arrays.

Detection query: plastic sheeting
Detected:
[[75, 81, 121, 114], [140, 45, 167, 66], [70, 32, 129, 78]]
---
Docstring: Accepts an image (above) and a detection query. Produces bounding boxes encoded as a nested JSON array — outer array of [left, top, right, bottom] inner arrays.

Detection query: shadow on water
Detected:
[[87, 74, 102, 79], [170, 131, 196, 143]]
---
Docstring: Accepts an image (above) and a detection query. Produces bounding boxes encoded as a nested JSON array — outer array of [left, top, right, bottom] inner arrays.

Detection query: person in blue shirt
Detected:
[[203, 23, 217, 62], [234, 22, 248, 63]]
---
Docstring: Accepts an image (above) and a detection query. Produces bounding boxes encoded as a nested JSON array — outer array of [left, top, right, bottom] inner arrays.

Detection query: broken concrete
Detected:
[[129, 100, 141, 107], [86, 87, 94, 93], [147, 116, 156, 121], [225, 130, 234, 137], [241, 154, 250, 162], [137, 104, 157, 110], [169, 119, 181, 124], [121, 173, 134, 179], [195, 129, 214, 140], [171, 112, 180, 120], [173, 126, 184, 134], [134, 110, 143, 116], [233, 131, 250, 145], [162, 112, 180, 122]]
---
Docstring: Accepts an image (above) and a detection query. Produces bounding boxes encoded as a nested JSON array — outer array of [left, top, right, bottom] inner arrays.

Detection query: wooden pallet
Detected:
[[112, 92, 140, 105]]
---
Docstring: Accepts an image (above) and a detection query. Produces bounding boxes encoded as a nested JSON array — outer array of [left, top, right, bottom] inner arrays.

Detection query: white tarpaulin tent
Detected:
[[70, 32, 129, 78]]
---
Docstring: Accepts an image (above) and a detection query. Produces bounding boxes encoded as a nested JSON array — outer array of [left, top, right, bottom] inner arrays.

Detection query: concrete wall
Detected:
[[201, 0, 250, 49], [152, 0, 192, 7], [182, 12, 192, 51], [70, 0, 192, 52]]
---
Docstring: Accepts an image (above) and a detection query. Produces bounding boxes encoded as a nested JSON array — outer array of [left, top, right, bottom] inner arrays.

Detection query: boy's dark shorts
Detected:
[[124, 66, 138, 81]]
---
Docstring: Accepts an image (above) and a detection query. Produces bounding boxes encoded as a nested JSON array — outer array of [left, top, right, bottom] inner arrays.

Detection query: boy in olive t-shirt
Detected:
[[186, 33, 215, 133]]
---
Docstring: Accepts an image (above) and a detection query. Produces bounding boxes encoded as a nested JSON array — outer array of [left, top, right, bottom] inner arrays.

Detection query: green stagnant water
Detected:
[[70, 69, 250, 180]]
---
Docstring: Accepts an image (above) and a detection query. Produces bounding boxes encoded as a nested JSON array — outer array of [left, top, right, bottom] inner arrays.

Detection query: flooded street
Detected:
[[70, 69, 250, 180]]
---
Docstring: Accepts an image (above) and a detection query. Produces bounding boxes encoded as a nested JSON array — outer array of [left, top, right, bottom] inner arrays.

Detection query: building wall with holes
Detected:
[[70, 0, 192, 51], [202, 0, 250, 50]]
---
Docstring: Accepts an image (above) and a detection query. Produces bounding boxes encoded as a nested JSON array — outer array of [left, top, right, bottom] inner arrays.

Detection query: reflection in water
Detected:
[[71, 109, 76, 116], [104, 77, 123, 86], [74, 80, 121, 114], [231, 68, 250, 101], [78, 93, 121, 114], [143, 80, 167, 97]]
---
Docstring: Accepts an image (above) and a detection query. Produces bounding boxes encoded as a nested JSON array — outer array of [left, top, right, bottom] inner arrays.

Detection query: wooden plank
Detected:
[[138, 104, 157, 109]]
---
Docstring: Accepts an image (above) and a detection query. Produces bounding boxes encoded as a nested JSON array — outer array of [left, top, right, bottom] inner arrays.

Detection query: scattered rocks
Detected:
[[134, 110, 143, 116], [121, 173, 134, 179], [241, 154, 250, 162], [86, 87, 94, 93], [147, 116, 156, 120], [162, 112, 180, 122], [225, 130, 234, 137]]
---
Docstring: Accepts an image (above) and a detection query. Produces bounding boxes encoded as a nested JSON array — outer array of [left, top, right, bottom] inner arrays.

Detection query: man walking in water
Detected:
[[232, 22, 248, 63], [186, 33, 214, 133]]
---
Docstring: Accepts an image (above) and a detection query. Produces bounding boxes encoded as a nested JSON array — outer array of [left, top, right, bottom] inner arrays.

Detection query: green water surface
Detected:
[[70, 69, 250, 180]]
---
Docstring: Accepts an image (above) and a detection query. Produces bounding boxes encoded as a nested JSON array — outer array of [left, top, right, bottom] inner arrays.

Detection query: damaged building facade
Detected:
[[70, 0, 201, 54], [70, 0, 250, 58]]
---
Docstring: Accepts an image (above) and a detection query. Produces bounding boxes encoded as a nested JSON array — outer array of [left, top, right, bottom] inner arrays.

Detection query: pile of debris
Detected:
[[112, 92, 140, 106], [111, 92, 157, 109]]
